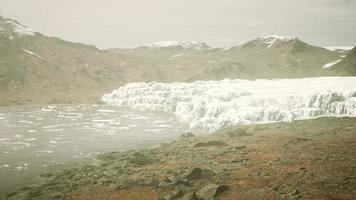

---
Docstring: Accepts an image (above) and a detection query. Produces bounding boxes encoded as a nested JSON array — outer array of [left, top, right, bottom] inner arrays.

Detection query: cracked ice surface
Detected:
[[103, 77, 356, 131]]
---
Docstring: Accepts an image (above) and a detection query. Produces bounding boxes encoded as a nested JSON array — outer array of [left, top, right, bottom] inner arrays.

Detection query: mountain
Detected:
[[0, 15, 151, 105], [107, 41, 211, 58], [194, 35, 345, 79], [0, 15, 352, 105], [108, 35, 347, 81], [331, 46, 356, 75]]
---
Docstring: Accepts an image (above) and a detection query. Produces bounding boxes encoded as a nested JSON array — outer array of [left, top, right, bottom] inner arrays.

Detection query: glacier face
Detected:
[[102, 77, 356, 131]]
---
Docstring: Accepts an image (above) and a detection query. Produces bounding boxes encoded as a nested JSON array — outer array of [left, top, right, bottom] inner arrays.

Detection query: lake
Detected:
[[0, 104, 189, 193]]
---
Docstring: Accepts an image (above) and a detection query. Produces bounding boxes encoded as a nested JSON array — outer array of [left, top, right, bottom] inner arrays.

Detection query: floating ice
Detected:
[[103, 77, 356, 131]]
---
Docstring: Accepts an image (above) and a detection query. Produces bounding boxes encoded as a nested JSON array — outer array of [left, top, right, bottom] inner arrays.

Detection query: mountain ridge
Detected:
[[0, 15, 354, 105]]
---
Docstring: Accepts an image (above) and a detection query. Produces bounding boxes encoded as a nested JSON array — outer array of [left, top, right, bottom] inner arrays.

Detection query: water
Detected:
[[0, 104, 189, 193]]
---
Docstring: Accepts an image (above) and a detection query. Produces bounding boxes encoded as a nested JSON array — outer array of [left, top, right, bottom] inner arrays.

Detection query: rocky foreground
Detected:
[[2, 117, 356, 200]]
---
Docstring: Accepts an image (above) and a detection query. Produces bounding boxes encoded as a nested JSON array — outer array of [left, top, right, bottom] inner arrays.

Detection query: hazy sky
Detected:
[[0, 0, 355, 48]]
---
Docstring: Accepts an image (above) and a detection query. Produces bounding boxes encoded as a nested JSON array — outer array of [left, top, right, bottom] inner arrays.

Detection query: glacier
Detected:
[[102, 77, 356, 131]]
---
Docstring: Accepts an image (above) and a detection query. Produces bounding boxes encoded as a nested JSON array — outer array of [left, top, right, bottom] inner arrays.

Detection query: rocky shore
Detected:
[[2, 117, 356, 200]]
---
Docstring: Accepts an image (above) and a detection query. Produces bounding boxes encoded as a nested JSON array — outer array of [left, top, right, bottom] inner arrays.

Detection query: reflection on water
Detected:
[[0, 104, 189, 193]]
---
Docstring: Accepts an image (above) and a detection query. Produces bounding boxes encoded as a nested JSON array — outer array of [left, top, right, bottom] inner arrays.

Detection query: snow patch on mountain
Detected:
[[0, 16, 36, 37], [169, 53, 184, 60], [324, 46, 353, 51], [141, 41, 210, 50], [256, 35, 294, 48], [323, 59, 342, 68], [22, 48, 44, 60], [103, 77, 356, 131]]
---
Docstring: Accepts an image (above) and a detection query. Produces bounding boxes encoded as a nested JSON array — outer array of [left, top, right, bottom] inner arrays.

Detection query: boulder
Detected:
[[185, 168, 216, 181], [197, 184, 230, 200]]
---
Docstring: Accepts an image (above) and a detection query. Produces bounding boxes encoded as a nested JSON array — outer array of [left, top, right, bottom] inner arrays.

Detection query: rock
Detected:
[[180, 191, 198, 200], [185, 168, 202, 180], [166, 189, 184, 200], [184, 168, 216, 181], [201, 169, 217, 179], [181, 132, 196, 138], [197, 184, 230, 200], [40, 173, 54, 178], [215, 185, 230, 196], [194, 141, 227, 147], [159, 179, 191, 189], [129, 152, 153, 165], [291, 189, 299, 195]]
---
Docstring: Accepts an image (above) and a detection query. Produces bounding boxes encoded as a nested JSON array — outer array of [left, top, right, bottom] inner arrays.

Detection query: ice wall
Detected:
[[102, 77, 356, 131]]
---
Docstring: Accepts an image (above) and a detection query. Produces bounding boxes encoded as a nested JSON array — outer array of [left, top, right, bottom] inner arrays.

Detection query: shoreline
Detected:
[[2, 117, 356, 200]]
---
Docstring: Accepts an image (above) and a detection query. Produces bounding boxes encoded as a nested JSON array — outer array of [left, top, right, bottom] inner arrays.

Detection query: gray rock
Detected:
[[180, 191, 198, 200], [165, 189, 184, 200], [197, 184, 230, 200], [181, 132, 196, 138], [185, 168, 202, 180], [184, 168, 217, 181]]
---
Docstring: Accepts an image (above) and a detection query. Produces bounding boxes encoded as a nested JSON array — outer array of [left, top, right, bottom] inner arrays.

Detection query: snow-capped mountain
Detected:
[[242, 35, 296, 48], [0, 15, 145, 105], [0, 15, 36, 38], [140, 41, 210, 50], [103, 77, 356, 131], [107, 41, 211, 57], [0, 14, 353, 105], [332, 46, 356, 75]]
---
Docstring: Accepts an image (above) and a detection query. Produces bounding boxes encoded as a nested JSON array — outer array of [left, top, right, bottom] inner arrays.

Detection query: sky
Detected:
[[0, 0, 355, 49]]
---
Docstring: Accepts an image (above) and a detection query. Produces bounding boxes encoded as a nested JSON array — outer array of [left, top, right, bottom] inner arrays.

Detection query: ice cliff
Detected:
[[102, 77, 356, 131]]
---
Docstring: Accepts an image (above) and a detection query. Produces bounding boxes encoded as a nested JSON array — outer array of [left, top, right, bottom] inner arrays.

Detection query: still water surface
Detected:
[[0, 104, 189, 193]]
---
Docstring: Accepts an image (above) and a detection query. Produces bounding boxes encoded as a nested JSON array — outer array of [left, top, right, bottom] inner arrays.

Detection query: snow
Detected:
[[324, 46, 354, 51], [323, 59, 342, 68], [142, 41, 209, 50], [103, 77, 356, 131], [22, 48, 44, 60], [169, 53, 184, 60], [256, 35, 294, 48], [222, 47, 233, 51], [2, 19, 36, 36]]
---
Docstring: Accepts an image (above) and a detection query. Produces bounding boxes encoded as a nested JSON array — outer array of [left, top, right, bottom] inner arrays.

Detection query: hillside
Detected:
[[0, 15, 352, 105], [332, 46, 356, 75], [0, 15, 150, 105], [109, 36, 347, 80]]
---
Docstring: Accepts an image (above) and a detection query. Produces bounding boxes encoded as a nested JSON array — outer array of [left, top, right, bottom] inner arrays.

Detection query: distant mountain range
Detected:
[[0, 15, 355, 105]]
